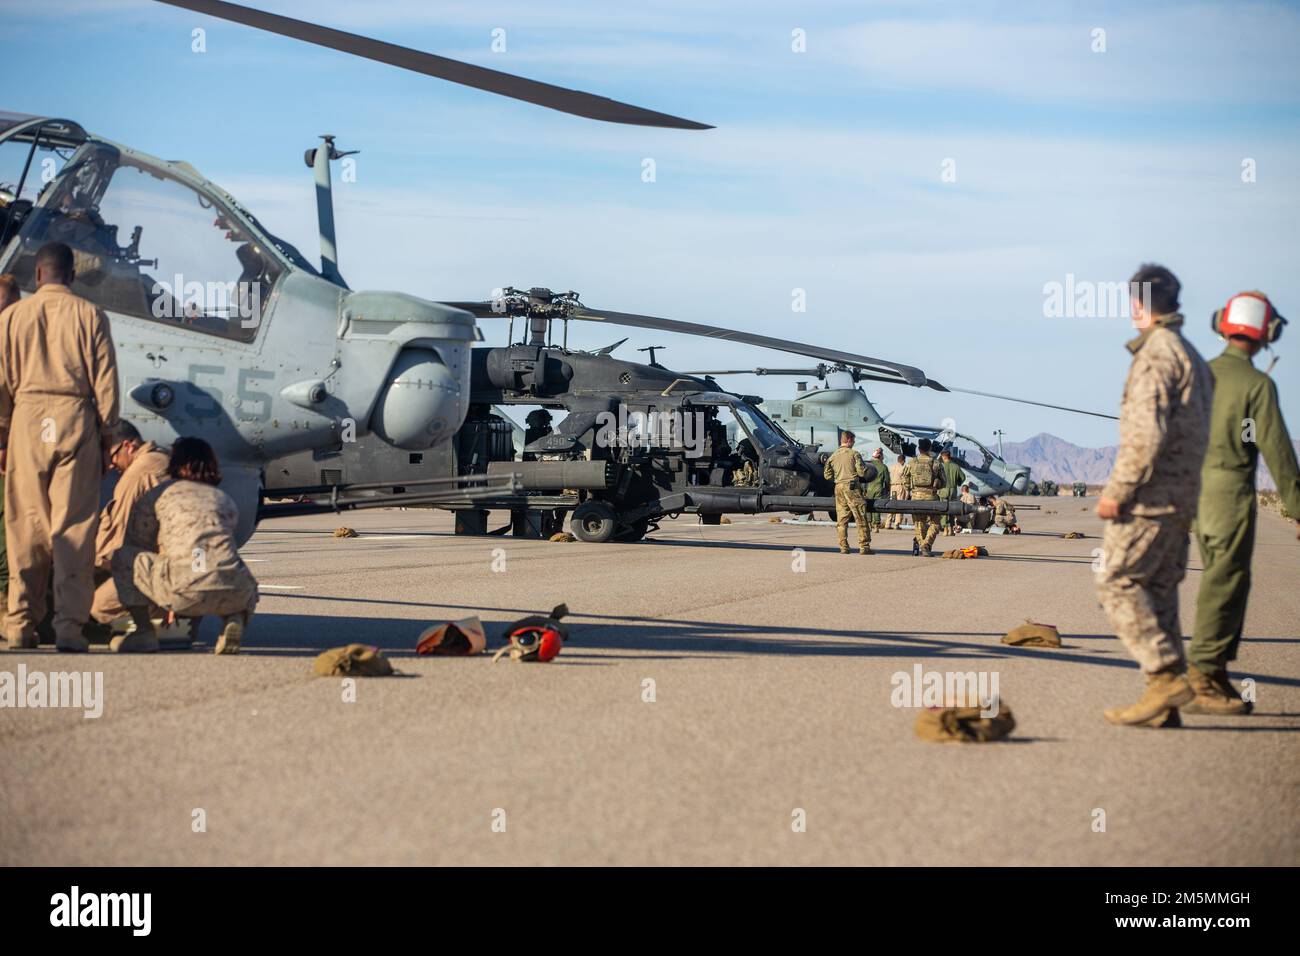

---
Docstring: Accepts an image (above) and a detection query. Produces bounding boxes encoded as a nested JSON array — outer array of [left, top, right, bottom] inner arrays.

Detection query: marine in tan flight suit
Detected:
[[885, 455, 908, 529], [90, 421, 171, 626], [0, 243, 120, 652], [1095, 264, 1212, 728], [823, 431, 872, 554], [0, 274, 22, 612], [111, 438, 258, 654]]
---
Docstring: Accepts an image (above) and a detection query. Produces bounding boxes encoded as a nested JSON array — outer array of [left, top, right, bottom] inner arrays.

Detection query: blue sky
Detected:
[[5, 0, 1299, 448]]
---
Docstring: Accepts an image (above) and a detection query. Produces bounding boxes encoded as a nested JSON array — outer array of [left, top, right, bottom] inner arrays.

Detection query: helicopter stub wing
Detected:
[[154, 1, 712, 130]]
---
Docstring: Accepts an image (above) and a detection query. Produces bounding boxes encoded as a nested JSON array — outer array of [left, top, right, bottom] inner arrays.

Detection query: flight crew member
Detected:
[[0, 275, 20, 611], [90, 420, 171, 629], [823, 430, 873, 554], [111, 438, 259, 654], [863, 446, 890, 531], [990, 493, 1020, 533], [957, 484, 977, 530], [903, 438, 944, 556], [1095, 264, 1212, 728], [0, 242, 120, 652], [1187, 291, 1300, 715], [886, 454, 908, 529], [939, 449, 966, 536]]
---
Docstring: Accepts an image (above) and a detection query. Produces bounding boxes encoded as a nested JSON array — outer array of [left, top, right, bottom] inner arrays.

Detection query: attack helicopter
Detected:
[[683, 365, 1045, 495], [268, 288, 983, 542], [0, 0, 716, 541]]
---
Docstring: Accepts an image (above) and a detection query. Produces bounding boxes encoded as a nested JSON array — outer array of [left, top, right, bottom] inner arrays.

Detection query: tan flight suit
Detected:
[[886, 460, 908, 529], [113, 480, 259, 622], [90, 441, 171, 623], [0, 283, 119, 645], [902, 453, 944, 550], [1095, 313, 1212, 674], [823, 446, 870, 552]]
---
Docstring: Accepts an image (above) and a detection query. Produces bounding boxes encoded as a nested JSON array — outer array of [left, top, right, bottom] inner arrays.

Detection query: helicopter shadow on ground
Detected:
[[227, 599, 1300, 688]]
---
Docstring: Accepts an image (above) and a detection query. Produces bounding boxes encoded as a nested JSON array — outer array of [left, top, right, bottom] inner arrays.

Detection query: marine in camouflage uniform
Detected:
[[863, 448, 890, 530], [822, 432, 872, 554], [903, 440, 944, 555], [1096, 274, 1212, 728], [112, 478, 259, 653], [992, 497, 1018, 530], [1188, 295, 1300, 714]]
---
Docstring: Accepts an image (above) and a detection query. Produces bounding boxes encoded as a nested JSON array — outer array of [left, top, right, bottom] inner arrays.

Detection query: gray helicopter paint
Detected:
[[760, 380, 1030, 497], [0, 117, 478, 542]]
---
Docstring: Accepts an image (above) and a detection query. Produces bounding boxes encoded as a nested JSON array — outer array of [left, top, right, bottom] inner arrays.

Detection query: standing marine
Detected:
[[1095, 264, 1212, 728], [863, 446, 890, 531], [1186, 292, 1300, 714], [823, 430, 873, 555], [886, 453, 908, 529], [938, 449, 966, 536], [903, 438, 944, 556]]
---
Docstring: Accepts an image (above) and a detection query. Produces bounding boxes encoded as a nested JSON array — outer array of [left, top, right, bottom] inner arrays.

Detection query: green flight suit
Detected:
[[1191, 345, 1300, 674], [939, 459, 966, 530], [863, 455, 890, 529]]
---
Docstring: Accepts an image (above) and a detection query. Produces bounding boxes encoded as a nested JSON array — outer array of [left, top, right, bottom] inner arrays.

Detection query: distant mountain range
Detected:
[[1001, 432, 1300, 491]]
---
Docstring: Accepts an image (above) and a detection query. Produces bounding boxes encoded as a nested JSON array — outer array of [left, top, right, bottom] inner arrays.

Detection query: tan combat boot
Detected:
[[1103, 669, 1195, 727], [214, 615, 244, 655], [1183, 667, 1252, 716], [111, 607, 159, 653]]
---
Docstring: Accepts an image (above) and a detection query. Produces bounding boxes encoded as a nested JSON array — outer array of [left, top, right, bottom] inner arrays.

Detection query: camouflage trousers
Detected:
[[834, 484, 870, 552], [113, 548, 259, 621], [1095, 513, 1191, 674], [911, 492, 940, 549]]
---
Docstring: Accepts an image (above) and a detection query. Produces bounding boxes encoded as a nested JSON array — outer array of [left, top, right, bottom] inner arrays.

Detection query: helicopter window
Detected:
[[3, 144, 279, 342], [0, 135, 72, 255], [733, 403, 790, 451]]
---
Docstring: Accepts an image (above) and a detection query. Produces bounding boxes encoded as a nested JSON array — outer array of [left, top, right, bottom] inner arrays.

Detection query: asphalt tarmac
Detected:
[[1, 498, 1297, 866]]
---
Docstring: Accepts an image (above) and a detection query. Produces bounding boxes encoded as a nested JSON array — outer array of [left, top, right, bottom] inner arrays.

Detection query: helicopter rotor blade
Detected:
[[154, 0, 713, 130], [568, 308, 930, 386], [683, 367, 829, 378], [930, 384, 1118, 420]]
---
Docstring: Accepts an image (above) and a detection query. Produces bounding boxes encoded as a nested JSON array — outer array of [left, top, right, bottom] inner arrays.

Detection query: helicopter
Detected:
[[683, 365, 1041, 496], [266, 287, 992, 541], [0, 0, 719, 541]]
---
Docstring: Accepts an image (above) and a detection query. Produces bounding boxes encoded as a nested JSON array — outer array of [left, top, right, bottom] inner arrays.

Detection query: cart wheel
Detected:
[[570, 500, 618, 543]]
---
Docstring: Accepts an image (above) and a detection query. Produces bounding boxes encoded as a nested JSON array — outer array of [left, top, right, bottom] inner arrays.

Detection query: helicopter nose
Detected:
[[1011, 472, 1030, 493]]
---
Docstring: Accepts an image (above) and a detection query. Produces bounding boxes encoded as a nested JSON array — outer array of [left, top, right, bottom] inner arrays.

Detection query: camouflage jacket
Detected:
[[1102, 314, 1213, 517], [824, 446, 867, 484], [902, 453, 944, 498], [125, 479, 256, 593]]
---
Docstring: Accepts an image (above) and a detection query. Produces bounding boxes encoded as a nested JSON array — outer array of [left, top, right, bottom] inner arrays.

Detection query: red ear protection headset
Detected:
[[1211, 292, 1287, 344]]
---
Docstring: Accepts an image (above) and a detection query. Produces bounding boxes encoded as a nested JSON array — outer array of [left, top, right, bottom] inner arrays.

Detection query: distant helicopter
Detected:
[[0, 0, 716, 540], [684, 365, 1055, 495]]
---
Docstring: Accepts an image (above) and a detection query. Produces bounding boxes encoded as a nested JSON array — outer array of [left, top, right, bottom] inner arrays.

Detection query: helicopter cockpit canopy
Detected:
[[685, 393, 795, 451], [0, 138, 290, 343]]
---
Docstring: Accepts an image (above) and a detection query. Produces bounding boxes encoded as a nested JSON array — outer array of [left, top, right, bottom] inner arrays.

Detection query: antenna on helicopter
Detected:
[[303, 134, 358, 287], [638, 345, 666, 367]]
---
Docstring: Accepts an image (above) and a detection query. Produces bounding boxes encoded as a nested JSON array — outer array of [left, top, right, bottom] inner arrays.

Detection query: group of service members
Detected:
[[0, 241, 258, 655], [823, 436, 1017, 556]]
